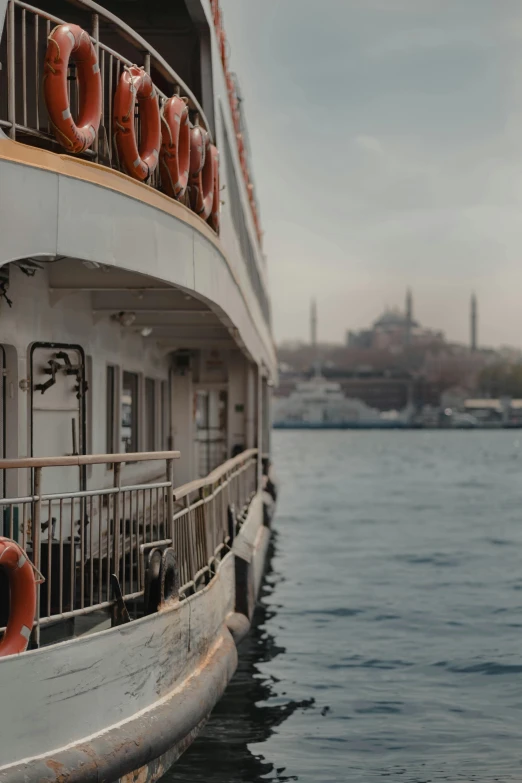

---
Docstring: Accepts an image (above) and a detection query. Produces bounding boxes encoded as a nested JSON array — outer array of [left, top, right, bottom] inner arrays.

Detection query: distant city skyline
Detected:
[[279, 290, 481, 350], [221, 1, 522, 348]]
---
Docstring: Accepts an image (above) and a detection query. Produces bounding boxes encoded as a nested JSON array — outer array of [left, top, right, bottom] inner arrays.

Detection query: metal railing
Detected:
[[0, 448, 258, 646], [172, 448, 258, 588], [0, 0, 213, 149]]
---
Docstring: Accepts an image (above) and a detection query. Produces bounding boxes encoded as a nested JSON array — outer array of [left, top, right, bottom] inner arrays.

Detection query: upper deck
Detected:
[[0, 0, 276, 376]]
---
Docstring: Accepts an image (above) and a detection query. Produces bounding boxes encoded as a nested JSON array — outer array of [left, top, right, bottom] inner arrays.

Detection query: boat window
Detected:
[[106, 365, 116, 454], [121, 372, 139, 453], [145, 377, 156, 452]]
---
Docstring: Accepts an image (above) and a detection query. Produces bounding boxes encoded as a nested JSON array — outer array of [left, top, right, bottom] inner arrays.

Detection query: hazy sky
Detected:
[[220, 0, 522, 348]]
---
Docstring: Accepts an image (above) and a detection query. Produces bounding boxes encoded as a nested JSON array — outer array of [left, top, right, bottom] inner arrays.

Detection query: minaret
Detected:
[[405, 288, 413, 344], [310, 298, 317, 348], [310, 299, 320, 375], [471, 293, 477, 352]]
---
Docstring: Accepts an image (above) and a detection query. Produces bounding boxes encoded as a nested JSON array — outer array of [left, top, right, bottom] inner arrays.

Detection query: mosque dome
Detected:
[[373, 309, 418, 329]]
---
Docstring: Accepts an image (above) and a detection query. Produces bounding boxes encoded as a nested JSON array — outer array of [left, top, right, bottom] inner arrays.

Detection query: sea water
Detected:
[[166, 430, 522, 782]]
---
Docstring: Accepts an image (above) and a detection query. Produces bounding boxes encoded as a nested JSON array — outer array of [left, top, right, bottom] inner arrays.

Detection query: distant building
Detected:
[[347, 290, 444, 351]]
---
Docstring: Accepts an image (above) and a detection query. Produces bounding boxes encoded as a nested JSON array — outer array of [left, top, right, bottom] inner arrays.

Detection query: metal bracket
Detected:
[[34, 359, 60, 394], [34, 351, 88, 398], [110, 574, 131, 626]]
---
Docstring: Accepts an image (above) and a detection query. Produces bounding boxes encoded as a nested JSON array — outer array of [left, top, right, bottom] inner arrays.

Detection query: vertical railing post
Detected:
[[7, 0, 16, 140], [166, 458, 174, 541], [92, 13, 100, 159], [201, 485, 211, 562], [209, 483, 215, 555], [142, 51, 152, 184], [32, 467, 42, 648], [113, 462, 121, 586], [21, 8, 27, 128], [185, 494, 196, 579], [256, 367, 263, 494]]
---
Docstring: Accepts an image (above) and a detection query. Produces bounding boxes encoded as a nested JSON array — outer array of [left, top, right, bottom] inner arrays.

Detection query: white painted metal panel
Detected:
[[56, 177, 195, 292], [193, 231, 272, 364], [0, 158, 275, 374], [0, 552, 233, 767], [0, 161, 58, 262]]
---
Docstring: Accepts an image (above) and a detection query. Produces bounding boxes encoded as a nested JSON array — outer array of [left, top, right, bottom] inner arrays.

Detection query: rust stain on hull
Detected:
[[118, 718, 207, 783], [45, 759, 68, 783]]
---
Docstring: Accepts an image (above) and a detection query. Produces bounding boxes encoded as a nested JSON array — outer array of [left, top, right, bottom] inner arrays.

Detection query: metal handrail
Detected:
[[207, 447, 257, 482], [0, 450, 180, 469], [0, 448, 259, 645], [15, 0, 62, 25], [67, 0, 214, 140], [173, 448, 257, 501], [9, 0, 213, 139], [3, 0, 214, 165]]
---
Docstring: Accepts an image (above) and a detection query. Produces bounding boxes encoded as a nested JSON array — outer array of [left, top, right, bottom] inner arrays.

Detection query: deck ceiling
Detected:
[[47, 258, 239, 350]]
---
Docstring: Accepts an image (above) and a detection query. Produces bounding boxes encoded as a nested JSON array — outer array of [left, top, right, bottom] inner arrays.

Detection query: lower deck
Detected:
[[0, 248, 275, 779], [0, 465, 273, 781]]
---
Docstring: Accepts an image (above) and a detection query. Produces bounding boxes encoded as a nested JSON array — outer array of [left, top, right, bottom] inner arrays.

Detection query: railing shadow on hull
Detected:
[[0, 447, 258, 648]]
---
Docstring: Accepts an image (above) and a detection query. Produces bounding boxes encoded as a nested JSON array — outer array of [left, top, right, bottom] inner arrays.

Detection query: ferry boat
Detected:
[[273, 374, 410, 429], [0, 0, 276, 780]]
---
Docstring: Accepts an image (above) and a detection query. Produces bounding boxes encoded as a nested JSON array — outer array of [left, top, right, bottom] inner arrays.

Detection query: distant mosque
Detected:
[[346, 289, 478, 352]]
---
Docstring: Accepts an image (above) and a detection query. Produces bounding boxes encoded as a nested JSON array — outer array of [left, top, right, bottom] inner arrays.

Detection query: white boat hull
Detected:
[[0, 494, 271, 783]]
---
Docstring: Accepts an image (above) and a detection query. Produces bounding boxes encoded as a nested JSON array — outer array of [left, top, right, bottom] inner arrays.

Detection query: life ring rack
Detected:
[[0, 537, 40, 658]]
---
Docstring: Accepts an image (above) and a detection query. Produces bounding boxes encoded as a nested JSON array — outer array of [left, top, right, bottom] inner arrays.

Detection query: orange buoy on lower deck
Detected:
[[0, 538, 36, 657], [207, 144, 220, 234], [160, 95, 191, 200], [113, 66, 161, 182], [43, 23, 102, 153], [189, 125, 214, 221]]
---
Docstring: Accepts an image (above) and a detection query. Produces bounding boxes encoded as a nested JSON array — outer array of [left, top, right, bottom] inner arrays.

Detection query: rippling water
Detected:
[[166, 431, 522, 782]]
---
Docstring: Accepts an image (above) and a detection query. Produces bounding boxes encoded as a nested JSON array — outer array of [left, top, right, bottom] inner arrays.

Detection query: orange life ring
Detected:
[[43, 24, 101, 153], [220, 29, 227, 66], [232, 109, 241, 136], [237, 132, 248, 180], [240, 156, 249, 186], [215, 8, 223, 37], [189, 126, 213, 220], [211, 0, 220, 27], [226, 72, 235, 99], [0, 537, 36, 657], [253, 205, 262, 240], [113, 66, 161, 182], [207, 144, 220, 234], [227, 73, 239, 117], [160, 95, 190, 200]]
